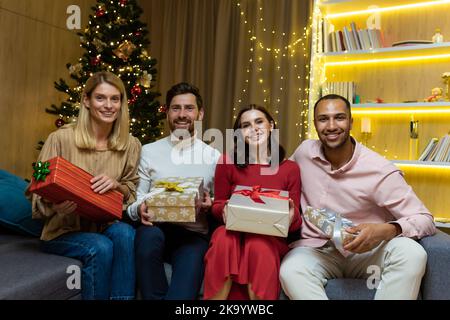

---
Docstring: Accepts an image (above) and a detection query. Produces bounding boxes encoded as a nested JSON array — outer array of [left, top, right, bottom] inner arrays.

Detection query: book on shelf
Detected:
[[320, 19, 385, 53], [392, 40, 433, 47], [321, 81, 355, 103], [420, 135, 450, 162], [418, 138, 439, 161]]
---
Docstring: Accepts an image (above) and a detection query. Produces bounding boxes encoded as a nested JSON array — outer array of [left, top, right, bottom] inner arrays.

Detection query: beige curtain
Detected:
[[141, 0, 312, 155]]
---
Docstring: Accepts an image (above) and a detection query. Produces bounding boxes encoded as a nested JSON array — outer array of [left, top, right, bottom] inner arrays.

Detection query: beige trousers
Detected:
[[279, 237, 427, 300]]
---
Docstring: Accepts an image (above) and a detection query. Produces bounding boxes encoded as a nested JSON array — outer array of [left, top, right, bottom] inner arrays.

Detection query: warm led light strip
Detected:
[[325, 0, 450, 19], [352, 108, 450, 115], [325, 53, 450, 66], [394, 162, 450, 169]]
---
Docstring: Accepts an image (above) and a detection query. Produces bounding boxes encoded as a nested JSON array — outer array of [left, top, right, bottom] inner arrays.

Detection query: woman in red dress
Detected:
[[203, 104, 302, 300]]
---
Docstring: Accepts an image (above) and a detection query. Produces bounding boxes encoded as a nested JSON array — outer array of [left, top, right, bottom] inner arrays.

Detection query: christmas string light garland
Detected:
[[234, 1, 313, 138]]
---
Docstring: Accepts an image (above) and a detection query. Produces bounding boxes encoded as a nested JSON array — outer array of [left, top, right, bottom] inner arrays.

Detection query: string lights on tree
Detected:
[[43, 0, 164, 147]]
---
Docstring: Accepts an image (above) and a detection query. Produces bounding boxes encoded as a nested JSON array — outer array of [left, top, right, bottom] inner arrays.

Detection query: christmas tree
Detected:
[[45, 0, 164, 145]]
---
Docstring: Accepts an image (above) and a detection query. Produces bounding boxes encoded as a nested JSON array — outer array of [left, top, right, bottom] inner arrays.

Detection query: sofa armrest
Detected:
[[418, 229, 450, 300]]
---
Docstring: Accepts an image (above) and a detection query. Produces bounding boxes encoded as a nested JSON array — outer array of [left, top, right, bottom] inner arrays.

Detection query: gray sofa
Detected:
[[1, 221, 449, 300], [323, 229, 450, 300], [0, 225, 82, 300], [164, 229, 450, 300]]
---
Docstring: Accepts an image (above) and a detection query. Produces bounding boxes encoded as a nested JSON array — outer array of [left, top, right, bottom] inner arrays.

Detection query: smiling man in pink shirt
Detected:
[[280, 94, 436, 300]]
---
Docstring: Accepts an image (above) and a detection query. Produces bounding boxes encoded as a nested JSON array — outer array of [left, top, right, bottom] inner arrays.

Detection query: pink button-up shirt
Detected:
[[289, 139, 436, 248]]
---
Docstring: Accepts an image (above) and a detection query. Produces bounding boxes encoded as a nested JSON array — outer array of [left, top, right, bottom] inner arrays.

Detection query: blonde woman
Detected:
[[28, 71, 141, 300]]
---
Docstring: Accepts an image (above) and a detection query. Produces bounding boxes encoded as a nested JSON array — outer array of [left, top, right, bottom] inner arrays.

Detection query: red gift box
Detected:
[[29, 156, 123, 222]]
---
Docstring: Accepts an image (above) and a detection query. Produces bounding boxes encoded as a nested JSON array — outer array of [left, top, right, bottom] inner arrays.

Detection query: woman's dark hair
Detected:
[[232, 104, 286, 168]]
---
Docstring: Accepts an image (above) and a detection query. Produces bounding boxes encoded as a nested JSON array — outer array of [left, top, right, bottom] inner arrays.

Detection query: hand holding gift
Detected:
[[139, 202, 153, 226], [303, 206, 359, 256], [226, 185, 290, 237], [343, 223, 402, 254], [29, 157, 123, 222], [90, 174, 120, 194], [199, 191, 212, 214], [144, 177, 204, 223]]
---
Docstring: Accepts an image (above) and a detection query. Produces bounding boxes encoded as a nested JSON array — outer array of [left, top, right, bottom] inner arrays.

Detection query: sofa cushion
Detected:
[[326, 278, 376, 300], [0, 232, 81, 299], [0, 169, 43, 237]]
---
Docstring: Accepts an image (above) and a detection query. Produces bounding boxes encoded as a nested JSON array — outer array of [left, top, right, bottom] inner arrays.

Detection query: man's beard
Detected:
[[169, 117, 200, 138]]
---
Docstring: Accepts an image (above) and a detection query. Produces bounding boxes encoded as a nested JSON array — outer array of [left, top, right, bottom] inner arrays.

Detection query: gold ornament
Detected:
[[139, 49, 149, 60], [92, 38, 107, 52], [443, 72, 450, 101], [113, 40, 136, 61], [69, 63, 83, 76], [138, 71, 152, 88], [117, 18, 128, 25]]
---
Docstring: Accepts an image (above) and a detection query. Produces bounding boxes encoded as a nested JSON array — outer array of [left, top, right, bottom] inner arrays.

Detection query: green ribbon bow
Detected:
[[32, 161, 51, 182], [154, 181, 185, 193]]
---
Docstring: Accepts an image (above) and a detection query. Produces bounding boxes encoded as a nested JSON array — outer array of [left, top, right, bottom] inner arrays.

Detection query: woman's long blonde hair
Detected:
[[74, 71, 130, 151]]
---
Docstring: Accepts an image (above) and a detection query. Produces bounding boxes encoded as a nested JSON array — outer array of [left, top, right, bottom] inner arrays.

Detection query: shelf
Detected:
[[320, 42, 450, 66], [351, 102, 450, 115], [319, 0, 450, 18], [311, 0, 450, 223], [435, 221, 450, 228], [393, 160, 450, 169]]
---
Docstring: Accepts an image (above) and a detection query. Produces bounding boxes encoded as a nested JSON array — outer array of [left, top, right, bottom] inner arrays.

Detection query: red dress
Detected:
[[203, 156, 302, 300]]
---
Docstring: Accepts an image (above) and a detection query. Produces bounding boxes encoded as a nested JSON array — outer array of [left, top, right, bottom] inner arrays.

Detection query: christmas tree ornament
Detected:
[[128, 97, 137, 105], [139, 49, 149, 59], [139, 71, 152, 88], [69, 116, 78, 123], [131, 84, 142, 97], [55, 118, 66, 128], [113, 40, 137, 61], [44, 0, 164, 148], [158, 105, 167, 113], [96, 8, 106, 18], [69, 63, 83, 76], [90, 56, 101, 66], [118, 18, 128, 25], [92, 38, 107, 52]]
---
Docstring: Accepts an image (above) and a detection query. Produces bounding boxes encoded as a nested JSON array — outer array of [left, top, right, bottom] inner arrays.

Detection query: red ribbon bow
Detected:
[[232, 185, 288, 204]]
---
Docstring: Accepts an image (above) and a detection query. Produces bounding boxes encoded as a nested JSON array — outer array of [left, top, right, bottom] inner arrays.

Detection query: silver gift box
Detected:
[[303, 206, 358, 256], [226, 185, 290, 238]]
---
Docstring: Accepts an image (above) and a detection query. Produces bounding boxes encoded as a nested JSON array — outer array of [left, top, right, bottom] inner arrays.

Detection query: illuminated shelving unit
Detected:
[[309, 0, 450, 220]]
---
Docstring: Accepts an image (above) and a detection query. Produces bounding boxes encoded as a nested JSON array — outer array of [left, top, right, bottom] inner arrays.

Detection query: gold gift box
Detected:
[[145, 177, 204, 222], [226, 185, 290, 238]]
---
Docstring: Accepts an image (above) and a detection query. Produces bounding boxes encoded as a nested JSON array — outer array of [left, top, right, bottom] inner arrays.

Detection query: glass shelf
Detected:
[[319, 42, 450, 66], [319, 0, 450, 18], [393, 160, 450, 168]]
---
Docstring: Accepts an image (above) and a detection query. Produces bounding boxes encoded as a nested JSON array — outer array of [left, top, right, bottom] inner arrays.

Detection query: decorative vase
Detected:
[[447, 80, 450, 101]]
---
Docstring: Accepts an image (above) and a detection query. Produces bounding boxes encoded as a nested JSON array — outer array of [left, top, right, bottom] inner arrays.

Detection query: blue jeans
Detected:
[[41, 221, 136, 300], [135, 223, 209, 300]]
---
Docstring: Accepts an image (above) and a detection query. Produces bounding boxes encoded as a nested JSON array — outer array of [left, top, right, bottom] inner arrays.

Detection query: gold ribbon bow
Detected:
[[154, 181, 185, 193]]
